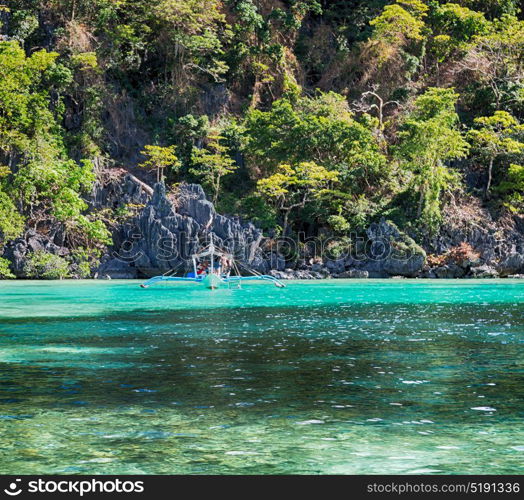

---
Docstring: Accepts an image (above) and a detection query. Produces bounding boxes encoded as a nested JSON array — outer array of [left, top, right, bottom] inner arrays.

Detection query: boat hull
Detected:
[[202, 273, 222, 289]]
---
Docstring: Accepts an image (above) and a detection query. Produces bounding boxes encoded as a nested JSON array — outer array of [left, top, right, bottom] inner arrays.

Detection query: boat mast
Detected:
[[210, 233, 214, 274]]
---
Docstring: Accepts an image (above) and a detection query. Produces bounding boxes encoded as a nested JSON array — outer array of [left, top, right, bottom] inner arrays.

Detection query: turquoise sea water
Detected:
[[0, 279, 523, 474]]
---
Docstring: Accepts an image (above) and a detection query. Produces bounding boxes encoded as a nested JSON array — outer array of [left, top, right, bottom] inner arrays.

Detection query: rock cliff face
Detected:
[[3, 173, 523, 280], [85, 178, 524, 280], [363, 220, 426, 278], [3, 230, 70, 278], [98, 182, 264, 278], [97, 181, 429, 279], [89, 172, 152, 211], [422, 201, 524, 279]]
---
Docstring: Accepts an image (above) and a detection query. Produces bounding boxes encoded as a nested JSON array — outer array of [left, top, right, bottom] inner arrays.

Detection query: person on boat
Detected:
[[196, 263, 206, 275], [220, 256, 231, 276]]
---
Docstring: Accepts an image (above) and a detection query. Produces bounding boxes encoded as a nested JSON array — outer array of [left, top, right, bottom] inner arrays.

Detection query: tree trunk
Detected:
[[282, 210, 290, 237], [126, 174, 154, 196], [485, 157, 494, 200], [214, 175, 220, 205]]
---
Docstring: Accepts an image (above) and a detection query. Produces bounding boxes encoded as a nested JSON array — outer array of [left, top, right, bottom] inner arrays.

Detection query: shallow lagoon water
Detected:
[[0, 279, 523, 474]]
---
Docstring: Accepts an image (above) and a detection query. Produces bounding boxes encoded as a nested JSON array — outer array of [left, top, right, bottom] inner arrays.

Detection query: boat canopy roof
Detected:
[[192, 243, 231, 260]]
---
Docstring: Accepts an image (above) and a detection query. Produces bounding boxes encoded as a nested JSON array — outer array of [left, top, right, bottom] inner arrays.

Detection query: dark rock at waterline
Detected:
[[99, 187, 431, 279], [383, 254, 426, 277], [336, 269, 369, 279], [419, 269, 438, 279], [250, 254, 270, 274], [497, 253, 524, 277], [360, 219, 426, 277], [2, 230, 69, 278], [469, 264, 499, 279], [434, 264, 466, 279], [325, 258, 345, 275], [269, 269, 324, 280], [95, 257, 138, 279], [2, 169, 523, 281], [270, 254, 287, 272], [90, 181, 519, 280]]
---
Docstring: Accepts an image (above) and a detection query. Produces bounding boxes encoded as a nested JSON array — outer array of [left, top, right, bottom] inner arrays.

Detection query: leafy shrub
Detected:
[[70, 248, 102, 279], [0, 257, 14, 279], [327, 215, 350, 234], [76, 261, 92, 279], [446, 242, 480, 265], [23, 251, 70, 279], [427, 253, 447, 267], [496, 164, 524, 213], [0, 190, 24, 243], [428, 243, 480, 267]]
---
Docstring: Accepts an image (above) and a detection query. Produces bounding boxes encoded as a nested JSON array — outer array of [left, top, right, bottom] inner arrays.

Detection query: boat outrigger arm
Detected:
[[140, 236, 286, 289]]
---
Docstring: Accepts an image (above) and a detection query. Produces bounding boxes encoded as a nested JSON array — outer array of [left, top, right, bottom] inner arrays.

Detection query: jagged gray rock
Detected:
[[108, 183, 265, 277], [325, 258, 345, 274], [497, 253, 524, 277], [2, 230, 69, 278], [361, 219, 426, 277], [96, 257, 138, 279], [336, 269, 369, 279], [176, 184, 215, 229], [269, 269, 323, 280], [434, 264, 466, 279], [425, 203, 524, 268], [4, 171, 523, 280], [90, 173, 151, 210], [470, 265, 499, 278]]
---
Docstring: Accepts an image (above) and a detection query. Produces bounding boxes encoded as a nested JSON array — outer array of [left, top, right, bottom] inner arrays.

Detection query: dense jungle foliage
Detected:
[[0, 0, 523, 276]]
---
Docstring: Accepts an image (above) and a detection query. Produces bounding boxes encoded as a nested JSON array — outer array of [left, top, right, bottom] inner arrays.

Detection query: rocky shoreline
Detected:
[[2, 173, 524, 280], [268, 266, 524, 281]]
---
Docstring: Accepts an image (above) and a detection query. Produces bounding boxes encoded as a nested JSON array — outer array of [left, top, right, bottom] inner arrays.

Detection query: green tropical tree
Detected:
[[139, 145, 181, 183], [190, 135, 237, 204], [243, 91, 387, 191], [0, 40, 108, 248], [370, 0, 428, 45], [495, 163, 524, 213], [0, 257, 15, 279], [468, 111, 524, 198], [396, 87, 470, 229], [257, 161, 339, 236]]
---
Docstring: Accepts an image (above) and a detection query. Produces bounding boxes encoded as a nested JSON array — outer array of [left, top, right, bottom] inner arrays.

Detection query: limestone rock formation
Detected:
[[336, 269, 369, 279], [434, 264, 466, 279], [2, 230, 69, 278], [497, 253, 524, 277], [109, 183, 264, 277], [470, 265, 499, 278], [360, 219, 427, 278], [90, 172, 151, 210]]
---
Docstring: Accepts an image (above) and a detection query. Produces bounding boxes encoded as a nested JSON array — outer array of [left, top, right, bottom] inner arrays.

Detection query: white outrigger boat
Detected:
[[140, 237, 285, 290]]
